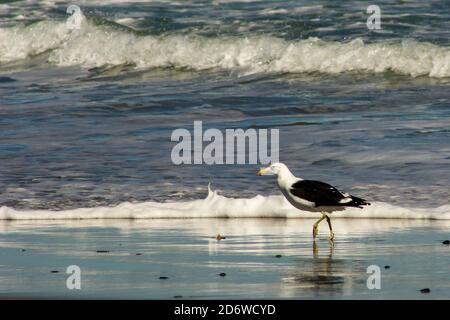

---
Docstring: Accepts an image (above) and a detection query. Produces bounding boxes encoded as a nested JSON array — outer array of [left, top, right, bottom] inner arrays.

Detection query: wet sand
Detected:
[[0, 218, 448, 299]]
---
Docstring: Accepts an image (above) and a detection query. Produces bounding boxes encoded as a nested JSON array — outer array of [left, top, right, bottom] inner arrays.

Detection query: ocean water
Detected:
[[0, 0, 449, 218]]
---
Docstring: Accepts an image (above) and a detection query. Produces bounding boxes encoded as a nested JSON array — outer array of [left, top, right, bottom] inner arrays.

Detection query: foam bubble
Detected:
[[0, 21, 69, 63]]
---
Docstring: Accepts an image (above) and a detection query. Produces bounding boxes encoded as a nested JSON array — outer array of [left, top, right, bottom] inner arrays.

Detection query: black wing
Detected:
[[290, 180, 370, 208]]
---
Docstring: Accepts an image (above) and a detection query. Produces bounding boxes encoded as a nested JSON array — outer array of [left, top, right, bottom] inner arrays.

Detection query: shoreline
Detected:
[[0, 218, 448, 299]]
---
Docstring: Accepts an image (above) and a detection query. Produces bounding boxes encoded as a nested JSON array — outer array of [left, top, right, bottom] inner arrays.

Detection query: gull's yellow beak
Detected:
[[257, 168, 270, 176]]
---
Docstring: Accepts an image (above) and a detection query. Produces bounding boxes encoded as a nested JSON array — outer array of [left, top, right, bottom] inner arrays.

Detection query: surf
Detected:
[[1, 15, 450, 78], [0, 185, 449, 220]]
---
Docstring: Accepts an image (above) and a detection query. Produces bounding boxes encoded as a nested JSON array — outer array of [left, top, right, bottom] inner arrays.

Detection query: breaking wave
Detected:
[[1, 14, 449, 78], [1, 186, 449, 220]]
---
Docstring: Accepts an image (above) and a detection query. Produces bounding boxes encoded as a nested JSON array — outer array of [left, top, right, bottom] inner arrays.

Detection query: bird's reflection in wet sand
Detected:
[[283, 240, 362, 296], [312, 240, 333, 258]]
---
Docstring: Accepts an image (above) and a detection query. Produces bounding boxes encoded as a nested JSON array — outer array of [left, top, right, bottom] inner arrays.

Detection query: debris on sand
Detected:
[[216, 234, 226, 241], [420, 288, 431, 294]]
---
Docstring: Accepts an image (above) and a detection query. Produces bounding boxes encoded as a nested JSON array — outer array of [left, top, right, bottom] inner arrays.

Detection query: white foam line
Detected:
[[1, 16, 450, 78], [1, 187, 449, 220]]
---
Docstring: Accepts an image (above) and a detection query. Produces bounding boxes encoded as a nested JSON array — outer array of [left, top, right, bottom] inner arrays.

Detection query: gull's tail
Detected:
[[347, 195, 371, 209]]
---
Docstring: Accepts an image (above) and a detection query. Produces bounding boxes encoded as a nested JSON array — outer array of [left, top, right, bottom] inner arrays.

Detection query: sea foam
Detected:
[[0, 186, 449, 220], [0, 16, 449, 78]]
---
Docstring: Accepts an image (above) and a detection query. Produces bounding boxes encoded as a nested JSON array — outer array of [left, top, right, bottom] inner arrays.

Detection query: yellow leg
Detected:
[[325, 214, 334, 242], [313, 240, 318, 257], [312, 213, 326, 239]]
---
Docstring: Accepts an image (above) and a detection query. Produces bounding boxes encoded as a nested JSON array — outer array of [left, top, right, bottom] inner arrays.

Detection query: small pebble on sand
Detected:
[[219, 272, 226, 277], [50, 270, 59, 273], [384, 265, 390, 269], [159, 276, 169, 280], [442, 240, 450, 245], [275, 255, 282, 258], [420, 288, 431, 294], [96, 250, 109, 253]]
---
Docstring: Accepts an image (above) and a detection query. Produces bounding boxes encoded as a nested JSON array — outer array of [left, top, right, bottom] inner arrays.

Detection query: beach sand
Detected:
[[0, 218, 448, 299]]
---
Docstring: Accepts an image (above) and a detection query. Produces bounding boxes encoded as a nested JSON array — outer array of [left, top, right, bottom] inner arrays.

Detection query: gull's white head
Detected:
[[257, 162, 290, 176]]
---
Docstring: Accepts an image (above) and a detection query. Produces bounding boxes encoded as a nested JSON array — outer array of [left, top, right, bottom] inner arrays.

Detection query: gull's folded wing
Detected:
[[290, 180, 369, 208]]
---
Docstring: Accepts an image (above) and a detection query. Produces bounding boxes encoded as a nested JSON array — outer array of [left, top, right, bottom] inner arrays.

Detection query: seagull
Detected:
[[257, 163, 370, 241]]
